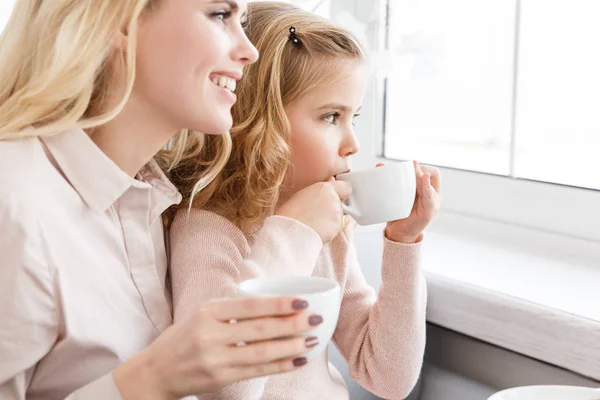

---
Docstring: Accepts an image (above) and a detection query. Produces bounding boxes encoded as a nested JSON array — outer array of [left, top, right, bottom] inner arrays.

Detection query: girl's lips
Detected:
[[335, 170, 351, 178]]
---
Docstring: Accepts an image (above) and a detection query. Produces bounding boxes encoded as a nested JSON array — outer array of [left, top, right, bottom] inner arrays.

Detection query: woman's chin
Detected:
[[194, 113, 233, 135]]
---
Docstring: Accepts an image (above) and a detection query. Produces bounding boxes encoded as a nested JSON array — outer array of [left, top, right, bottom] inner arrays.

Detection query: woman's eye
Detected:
[[213, 11, 232, 22]]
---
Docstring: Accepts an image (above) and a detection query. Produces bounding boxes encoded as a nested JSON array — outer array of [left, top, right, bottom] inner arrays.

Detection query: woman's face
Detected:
[[134, 0, 258, 135]]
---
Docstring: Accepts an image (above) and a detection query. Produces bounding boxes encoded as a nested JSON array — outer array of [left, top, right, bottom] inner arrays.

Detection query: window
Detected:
[[249, 0, 331, 18], [383, 0, 600, 191], [321, 0, 600, 241]]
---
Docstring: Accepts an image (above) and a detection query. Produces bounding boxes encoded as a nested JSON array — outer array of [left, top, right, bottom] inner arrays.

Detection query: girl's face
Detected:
[[134, 0, 258, 135], [283, 61, 367, 197]]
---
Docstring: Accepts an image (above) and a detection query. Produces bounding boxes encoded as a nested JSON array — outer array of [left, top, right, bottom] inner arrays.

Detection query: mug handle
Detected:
[[342, 203, 361, 219]]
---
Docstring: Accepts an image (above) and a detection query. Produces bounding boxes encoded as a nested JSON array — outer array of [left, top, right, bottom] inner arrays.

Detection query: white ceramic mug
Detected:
[[237, 276, 341, 358], [488, 385, 600, 400], [336, 161, 417, 226]]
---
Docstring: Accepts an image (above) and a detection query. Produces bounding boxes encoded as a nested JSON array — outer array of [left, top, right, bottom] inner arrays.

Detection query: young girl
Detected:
[[170, 2, 441, 399], [0, 1, 351, 398]]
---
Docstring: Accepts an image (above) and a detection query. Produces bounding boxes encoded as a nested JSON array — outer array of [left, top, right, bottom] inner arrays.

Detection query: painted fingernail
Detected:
[[292, 299, 309, 310], [305, 336, 319, 348], [293, 357, 308, 367], [308, 315, 323, 326]]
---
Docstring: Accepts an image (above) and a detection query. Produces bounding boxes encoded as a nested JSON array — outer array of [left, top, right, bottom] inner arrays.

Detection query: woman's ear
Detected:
[[112, 31, 128, 53]]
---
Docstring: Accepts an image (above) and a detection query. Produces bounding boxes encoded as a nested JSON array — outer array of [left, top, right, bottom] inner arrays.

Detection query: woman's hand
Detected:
[[114, 296, 322, 400], [384, 161, 441, 244]]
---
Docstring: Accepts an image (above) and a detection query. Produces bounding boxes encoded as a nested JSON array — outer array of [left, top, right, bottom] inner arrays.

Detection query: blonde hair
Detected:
[[0, 0, 231, 200], [172, 1, 364, 233]]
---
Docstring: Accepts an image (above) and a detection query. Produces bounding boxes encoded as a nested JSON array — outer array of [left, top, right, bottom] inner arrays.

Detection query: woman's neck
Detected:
[[88, 92, 178, 178]]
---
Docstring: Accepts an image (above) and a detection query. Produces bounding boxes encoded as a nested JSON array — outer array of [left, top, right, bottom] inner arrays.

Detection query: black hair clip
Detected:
[[288, 26, 301, 46]]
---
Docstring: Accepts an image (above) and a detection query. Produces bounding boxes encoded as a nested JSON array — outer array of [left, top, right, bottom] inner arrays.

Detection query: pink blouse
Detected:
[[0, 129, 181, 399]]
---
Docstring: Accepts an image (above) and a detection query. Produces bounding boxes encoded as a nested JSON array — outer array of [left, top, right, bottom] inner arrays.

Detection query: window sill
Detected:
[[418, 212, 600, 381]]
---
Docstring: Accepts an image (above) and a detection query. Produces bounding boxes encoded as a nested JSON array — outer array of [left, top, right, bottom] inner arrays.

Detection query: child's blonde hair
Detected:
[[172, 1, 364, 233], [0, 0, 230, 196]]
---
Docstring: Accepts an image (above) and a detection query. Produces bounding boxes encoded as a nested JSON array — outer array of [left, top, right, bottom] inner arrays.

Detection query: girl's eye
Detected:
[[324, 113, 341, 125], [352, 113, 361, 126]]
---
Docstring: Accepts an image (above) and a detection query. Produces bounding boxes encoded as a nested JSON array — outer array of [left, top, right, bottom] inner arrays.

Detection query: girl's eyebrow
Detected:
[[317, 103, 362, 113]]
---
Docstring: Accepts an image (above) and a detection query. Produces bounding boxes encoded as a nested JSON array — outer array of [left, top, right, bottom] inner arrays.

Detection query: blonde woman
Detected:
[[170, 2, 441, 399], [0, 1, 353, 399]]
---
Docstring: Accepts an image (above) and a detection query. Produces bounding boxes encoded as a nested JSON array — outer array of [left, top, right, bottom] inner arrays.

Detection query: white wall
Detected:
[[333, 227, 599, 400]]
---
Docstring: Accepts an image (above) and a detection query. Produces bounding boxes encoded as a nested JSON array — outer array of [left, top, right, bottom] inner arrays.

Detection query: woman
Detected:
[[0, 1, 351, 399]]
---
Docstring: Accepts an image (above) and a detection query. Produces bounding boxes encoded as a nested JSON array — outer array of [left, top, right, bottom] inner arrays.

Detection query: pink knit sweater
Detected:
[[170, 210, 427, 400]]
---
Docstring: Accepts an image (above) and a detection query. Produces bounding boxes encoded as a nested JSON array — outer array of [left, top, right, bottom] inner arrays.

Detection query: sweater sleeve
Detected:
[[169, 209, 323, 400], [331, 229, 427, 400]]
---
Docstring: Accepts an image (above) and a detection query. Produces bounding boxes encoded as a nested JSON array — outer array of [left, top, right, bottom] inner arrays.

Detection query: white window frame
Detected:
[[333, 0, 600, 245], [0, 1, 14, 33]]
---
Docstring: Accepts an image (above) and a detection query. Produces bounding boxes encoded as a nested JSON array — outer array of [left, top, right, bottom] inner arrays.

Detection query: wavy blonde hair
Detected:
[[0, 0, 230, 198], [171, 1, 364, 233]]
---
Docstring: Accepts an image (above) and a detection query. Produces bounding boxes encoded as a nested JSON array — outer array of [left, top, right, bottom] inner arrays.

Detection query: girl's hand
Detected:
[[384, 161, 441, 244], [276, 179, 352, 243]]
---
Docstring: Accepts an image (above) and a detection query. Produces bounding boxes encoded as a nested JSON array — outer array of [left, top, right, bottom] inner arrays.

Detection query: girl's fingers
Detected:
[[422, 174, 434, 201], [375, 162, 385, 168], [413, 161, 424, 198], [415, 171, 425, 198], [423, 174, 442, 217], [421, 165, 441, 192], [414, 160, 424, 179], [414, 174, 428, 206], [331, 180, 353, 202]]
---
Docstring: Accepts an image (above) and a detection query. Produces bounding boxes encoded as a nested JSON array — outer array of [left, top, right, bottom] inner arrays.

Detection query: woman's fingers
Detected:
[[223, 312, 320, 344], [226, 335, 316, 366], [205, 296, 308, 322], [222, 356, 309, 384]]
